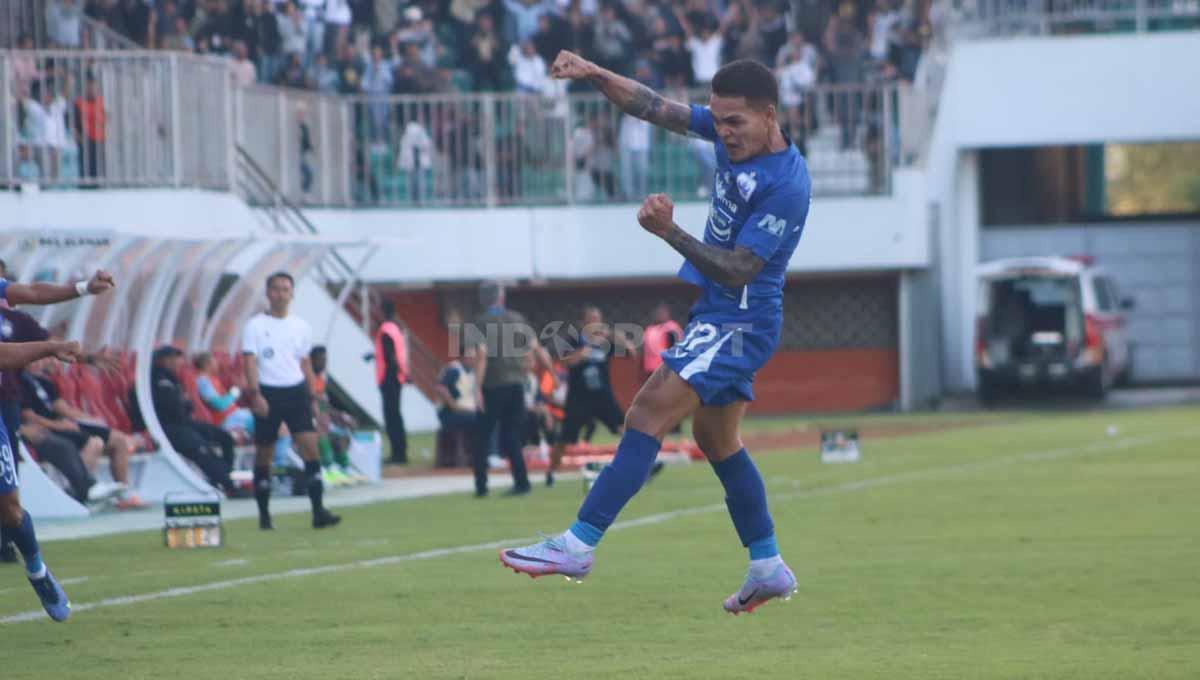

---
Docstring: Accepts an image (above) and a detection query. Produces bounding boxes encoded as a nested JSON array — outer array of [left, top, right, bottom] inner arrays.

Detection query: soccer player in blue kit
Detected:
[[0, 269, 116, 622], [501, 51, 811, 614]]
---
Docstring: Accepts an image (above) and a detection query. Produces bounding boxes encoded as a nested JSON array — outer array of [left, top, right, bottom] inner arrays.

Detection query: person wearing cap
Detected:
[[148, 345, 243, 497]]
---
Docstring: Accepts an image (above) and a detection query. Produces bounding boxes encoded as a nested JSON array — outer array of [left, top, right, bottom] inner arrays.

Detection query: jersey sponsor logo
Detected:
[[736, 171, 758, 201], [756, 213, 787, 237]]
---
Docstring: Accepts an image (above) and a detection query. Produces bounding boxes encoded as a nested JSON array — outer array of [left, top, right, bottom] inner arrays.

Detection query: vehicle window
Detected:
[[987, 276, 1082, 339]]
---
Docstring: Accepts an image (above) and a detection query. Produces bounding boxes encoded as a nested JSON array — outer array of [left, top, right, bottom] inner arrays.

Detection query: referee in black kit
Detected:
[[242, 272, 341, 530]]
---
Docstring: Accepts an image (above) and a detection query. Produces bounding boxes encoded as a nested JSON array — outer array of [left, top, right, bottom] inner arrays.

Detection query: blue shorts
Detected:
[[0, 426, 17, 495], [661, 308, 782, 407]]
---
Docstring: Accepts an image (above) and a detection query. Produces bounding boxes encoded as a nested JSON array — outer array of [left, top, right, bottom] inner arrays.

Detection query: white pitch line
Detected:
[[2, 427, 1195, 625]]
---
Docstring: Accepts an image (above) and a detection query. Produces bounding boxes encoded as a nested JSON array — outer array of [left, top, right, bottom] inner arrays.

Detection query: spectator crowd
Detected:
[[37, 0, 929, 98]]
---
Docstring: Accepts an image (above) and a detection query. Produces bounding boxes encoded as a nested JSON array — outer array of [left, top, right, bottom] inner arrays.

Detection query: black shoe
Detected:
[[474, 489, 488, 498], [312, 509, 342, 529], [0, 542, 17, 564], [503, 485, 531, 497], [545, 471, 555, 488], [259, 516, 274, 531]]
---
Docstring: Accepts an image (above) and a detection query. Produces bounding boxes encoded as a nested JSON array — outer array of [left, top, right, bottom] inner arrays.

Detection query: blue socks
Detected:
[[712, 449, 778, 560], [7, 510, 45, 577], [570, 428, 662, 548]]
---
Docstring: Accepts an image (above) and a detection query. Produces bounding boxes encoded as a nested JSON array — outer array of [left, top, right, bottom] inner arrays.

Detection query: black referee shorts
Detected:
[[560, 391, 624, 445], [255, 383, 316, 446]]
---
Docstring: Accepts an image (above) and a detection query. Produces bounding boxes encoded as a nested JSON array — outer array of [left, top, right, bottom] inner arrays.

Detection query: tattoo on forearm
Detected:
[[591, 71, 690, 134], [662, 226, 765, 289]]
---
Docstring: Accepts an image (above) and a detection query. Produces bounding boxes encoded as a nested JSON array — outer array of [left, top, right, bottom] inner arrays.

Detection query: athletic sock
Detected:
[[711, 449, 779, 562], [569, 428, 661, 548], [304, 460, 325, 513], [252, 465, 272, 522], [317, 437, 335, 468], [9, 511, 45, 578]]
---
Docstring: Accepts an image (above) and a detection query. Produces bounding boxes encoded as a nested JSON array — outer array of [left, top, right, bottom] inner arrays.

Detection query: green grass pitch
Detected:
[[2, 406, 1197, 679]]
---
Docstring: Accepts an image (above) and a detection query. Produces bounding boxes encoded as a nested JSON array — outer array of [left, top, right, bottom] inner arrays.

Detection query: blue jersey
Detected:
[[679, 105, 811, 315], [0, 277, 15, 495]]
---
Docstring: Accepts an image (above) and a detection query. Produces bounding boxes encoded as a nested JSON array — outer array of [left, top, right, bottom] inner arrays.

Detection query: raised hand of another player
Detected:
[[550, 50, 596, 81], [53, 340, 82, 363], [87, 269, 116, 295], [637, 193, 676, 238]]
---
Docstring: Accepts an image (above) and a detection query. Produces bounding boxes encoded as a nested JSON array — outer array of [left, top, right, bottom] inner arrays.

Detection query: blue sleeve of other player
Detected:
[[688, 105, 717, 142], [735, 190, 809, 262], [0, 278, 8, 301]]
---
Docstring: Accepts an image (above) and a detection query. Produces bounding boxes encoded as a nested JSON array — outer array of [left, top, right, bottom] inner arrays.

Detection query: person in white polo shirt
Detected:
[[242, 271, 341, 531]]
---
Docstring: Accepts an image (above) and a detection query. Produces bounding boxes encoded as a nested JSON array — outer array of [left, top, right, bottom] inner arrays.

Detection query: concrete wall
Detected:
[[303, 170, 930, 282], [925, 31, 1200, 391]]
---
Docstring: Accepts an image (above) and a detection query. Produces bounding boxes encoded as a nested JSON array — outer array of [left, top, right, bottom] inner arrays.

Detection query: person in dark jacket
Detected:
[[147, 346, 242, 496]]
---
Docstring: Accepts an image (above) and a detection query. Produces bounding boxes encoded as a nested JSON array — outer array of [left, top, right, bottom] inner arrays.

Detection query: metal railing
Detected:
[[1, 0, 143, 50], [4, 49, 903, 202], [947, 0, 1200, 37], [2, 50, 231, 190]]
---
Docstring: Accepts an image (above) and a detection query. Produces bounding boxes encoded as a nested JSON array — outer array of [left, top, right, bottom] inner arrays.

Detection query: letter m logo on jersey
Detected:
[[756, 214, 787, 237]]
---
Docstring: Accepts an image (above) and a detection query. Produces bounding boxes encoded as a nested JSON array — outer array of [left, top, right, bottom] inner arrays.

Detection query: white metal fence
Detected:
[[2, 51, 231, 190], [4, 50, 904, 204]]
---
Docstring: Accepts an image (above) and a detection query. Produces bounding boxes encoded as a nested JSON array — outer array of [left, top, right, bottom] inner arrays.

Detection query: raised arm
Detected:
[[550, 51, 692, 136], [4, 270, 115, 307]]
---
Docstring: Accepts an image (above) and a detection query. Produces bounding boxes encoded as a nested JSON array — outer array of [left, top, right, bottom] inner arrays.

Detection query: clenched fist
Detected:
[[87, 270, 116, 295], [54, 341, 82, 363], [550, 50, 597, 81], [637, 193, 675, 237]]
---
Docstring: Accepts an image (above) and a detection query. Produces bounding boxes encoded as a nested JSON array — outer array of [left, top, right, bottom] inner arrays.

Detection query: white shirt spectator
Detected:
[[556, 0, 597, 15], [397, 122, 434, 171], [687, 34, 724, 83], [230, 58, 258, 87], [298, 0, 325, 21], [45, 0, 84, 48], [22, 99, 51, 146], [776, 40, 819, 71], [509, 45, 548, 94], [242, 313, 313, 387], [870, 9, 900, 60], [44, 96, 74, 150], [278, 12, 308, 56], [324, 0, 352, 25], [619, 115, 651, 153], [778, 60, 816, 108]]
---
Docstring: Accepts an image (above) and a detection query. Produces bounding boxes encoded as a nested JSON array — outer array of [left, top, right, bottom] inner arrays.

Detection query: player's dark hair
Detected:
[[311, 345, 327, 359], [711, 59, 779, 110], [266, 271, 294, 290], [381, 299, 396, 318]]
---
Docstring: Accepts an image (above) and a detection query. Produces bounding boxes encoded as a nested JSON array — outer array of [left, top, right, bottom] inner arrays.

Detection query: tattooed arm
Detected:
[[638, 195, 766, 289], [550, 50, 691, 136]]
